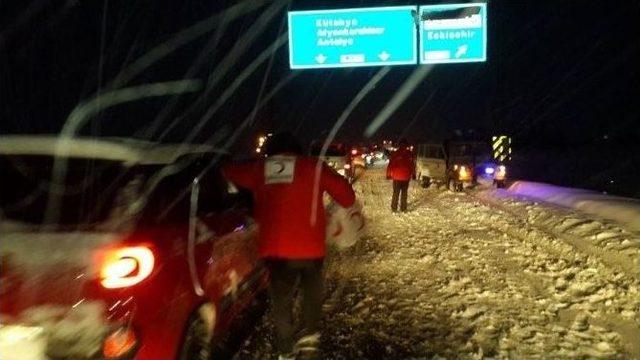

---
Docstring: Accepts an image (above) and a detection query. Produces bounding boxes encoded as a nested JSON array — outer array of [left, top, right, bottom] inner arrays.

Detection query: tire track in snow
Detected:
[[233, 169, 639, 359], [474, 190, 640, 281], [347, 170, 637, 358], [426, 185, 640, 358]]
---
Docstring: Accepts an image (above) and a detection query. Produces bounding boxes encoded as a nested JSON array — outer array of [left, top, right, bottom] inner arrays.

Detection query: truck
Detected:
[[414, 138, 511, 191]]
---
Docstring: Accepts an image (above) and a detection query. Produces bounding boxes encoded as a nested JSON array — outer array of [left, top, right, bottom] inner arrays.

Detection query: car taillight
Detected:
[[100, 246, 154, 289], [459, 166, 471, 180], [496, 165, 507, 180], [103, 327, 137, 359]]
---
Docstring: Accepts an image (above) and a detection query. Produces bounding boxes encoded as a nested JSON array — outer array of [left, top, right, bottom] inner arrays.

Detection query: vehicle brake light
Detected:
[[496, 165, 507, 180], [103, 327, 137, 359], [459, 166, 471, 180], [100, 246, 154, 289]]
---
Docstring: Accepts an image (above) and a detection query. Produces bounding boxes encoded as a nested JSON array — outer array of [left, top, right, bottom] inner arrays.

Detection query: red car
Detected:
[[0, 136, 268, 360]]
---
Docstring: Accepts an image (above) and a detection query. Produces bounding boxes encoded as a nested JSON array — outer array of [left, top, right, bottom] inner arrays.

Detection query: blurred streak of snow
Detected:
[[365, 65, 434, 137], [169, 33, 288, 145], [45, 80, 202, 224], [109, 0, 276, 88], [310, 67, 391, 225]]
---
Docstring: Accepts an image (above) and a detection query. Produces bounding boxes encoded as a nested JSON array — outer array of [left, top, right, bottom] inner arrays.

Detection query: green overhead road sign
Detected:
[[419, 3, 487, 64]]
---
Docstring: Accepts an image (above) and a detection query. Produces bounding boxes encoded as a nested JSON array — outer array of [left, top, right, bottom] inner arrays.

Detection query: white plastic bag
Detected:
[[325, 200, 365, 249]]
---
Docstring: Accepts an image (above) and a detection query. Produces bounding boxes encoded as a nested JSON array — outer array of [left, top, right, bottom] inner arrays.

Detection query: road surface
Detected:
[[234, 169, 640, 359]]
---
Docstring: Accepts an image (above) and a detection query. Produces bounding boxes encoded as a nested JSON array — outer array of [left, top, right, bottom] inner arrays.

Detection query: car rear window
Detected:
[[0, 155, 137, 227]]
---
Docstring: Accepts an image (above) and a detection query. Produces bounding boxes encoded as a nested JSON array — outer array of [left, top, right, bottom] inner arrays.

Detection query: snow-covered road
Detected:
[[235, 169, 640, 359]]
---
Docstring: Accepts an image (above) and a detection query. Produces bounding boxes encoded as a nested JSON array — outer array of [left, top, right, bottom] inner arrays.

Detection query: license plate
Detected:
[[0, 325, 47, 360]]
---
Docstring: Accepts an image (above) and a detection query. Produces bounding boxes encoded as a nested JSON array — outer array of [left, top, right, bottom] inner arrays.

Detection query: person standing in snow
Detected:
[[223, 133, 356, 360], [386, 139, 414, 212]]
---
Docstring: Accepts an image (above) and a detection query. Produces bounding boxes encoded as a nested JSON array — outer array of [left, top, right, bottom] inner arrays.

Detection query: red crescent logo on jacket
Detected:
[[274, 161, 286, 174]]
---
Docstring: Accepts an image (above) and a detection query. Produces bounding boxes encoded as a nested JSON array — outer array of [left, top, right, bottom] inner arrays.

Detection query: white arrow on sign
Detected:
[[455, 45, 468, 59], [378, 51, 391, 61], [315, 54, 327, 64]]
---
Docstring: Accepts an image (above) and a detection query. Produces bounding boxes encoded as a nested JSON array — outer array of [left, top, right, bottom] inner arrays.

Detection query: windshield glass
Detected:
[[2, 1, 639, 359]]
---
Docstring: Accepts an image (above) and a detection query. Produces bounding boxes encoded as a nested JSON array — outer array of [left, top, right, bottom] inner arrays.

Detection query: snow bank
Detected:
[[507, 181, 640, 232]]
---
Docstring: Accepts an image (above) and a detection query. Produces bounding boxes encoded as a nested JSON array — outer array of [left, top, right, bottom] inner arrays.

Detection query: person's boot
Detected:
[[294, 331, 321, 360]]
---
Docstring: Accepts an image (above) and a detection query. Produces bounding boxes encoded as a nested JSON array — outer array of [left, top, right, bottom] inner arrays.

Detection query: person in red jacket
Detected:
[[386, 139, 414, 212], [223, 132, 355, 359]]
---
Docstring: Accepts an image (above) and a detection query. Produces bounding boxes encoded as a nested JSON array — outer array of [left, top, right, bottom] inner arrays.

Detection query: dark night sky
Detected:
[[1, 0, 639, 150]]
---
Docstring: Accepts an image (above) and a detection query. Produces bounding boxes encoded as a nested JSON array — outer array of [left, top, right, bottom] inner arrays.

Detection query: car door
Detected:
[[195, 165, 263, 329]]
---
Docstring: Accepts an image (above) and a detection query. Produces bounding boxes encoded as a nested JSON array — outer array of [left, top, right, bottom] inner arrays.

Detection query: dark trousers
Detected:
[[391, 180, 409, 212], [266, 259, 324, 353]]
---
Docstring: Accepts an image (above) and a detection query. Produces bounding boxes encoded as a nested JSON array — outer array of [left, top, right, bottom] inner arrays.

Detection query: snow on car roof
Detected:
[[0, 135, 224, 165]]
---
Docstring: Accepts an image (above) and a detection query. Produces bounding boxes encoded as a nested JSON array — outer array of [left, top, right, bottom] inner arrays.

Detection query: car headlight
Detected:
[[495, 165, 507, 180]]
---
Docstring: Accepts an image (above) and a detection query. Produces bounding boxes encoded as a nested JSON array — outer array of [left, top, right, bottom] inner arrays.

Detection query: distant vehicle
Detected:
[[415, 143, 447, 188], [0, 136, 268, 360], [444, 140, 507, 191], [349, 147, 368, 169], [310, 141, 353, 180], [444, 140, 481, 191], [365, 150, 386, 166]]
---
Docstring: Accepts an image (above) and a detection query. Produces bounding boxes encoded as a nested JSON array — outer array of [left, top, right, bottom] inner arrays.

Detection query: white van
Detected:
[[415, 143, 447, 187]]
